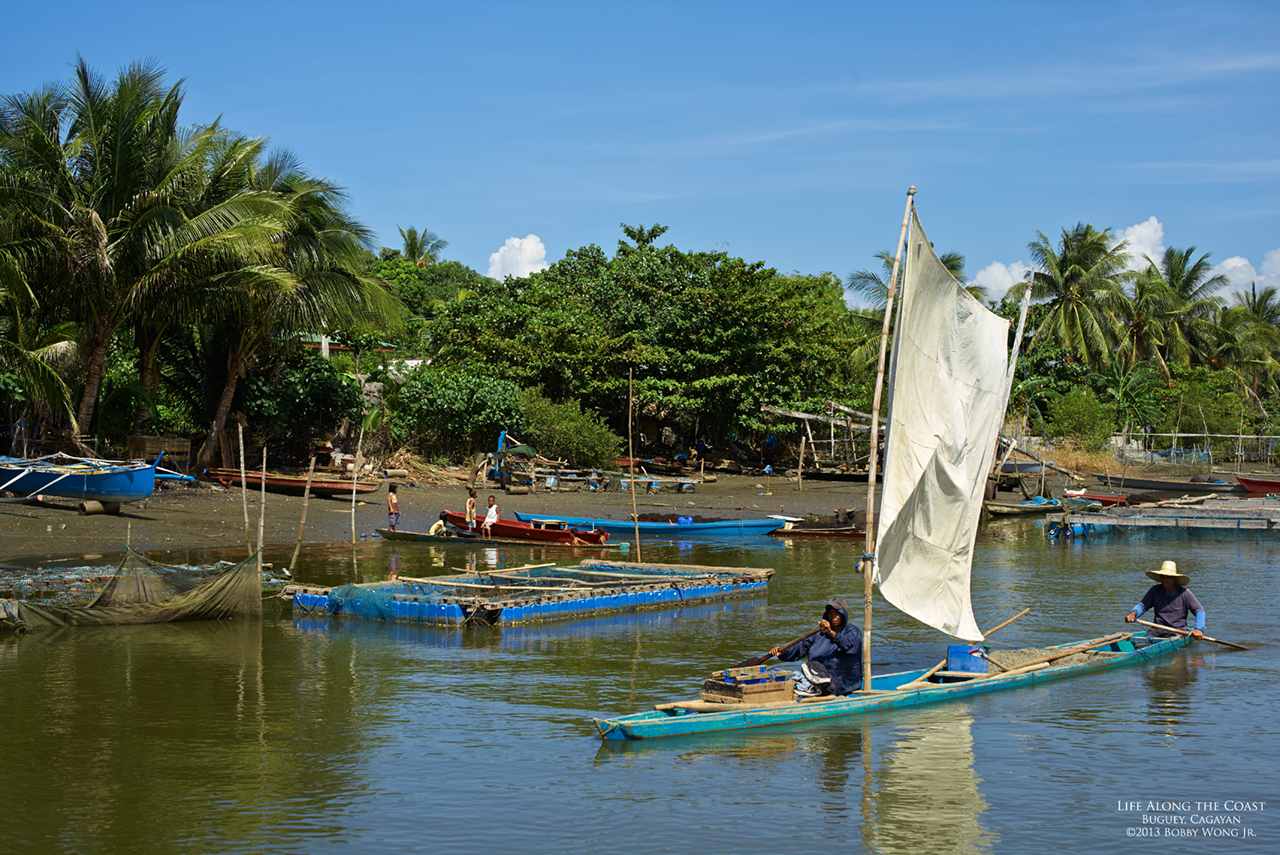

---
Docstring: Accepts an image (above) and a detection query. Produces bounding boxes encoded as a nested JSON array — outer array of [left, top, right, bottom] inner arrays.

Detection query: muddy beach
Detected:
[[0, 473, 870, 566]]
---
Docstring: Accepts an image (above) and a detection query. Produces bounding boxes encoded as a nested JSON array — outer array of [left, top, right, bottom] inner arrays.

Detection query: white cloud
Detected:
[[971, 260, 1030, 301], [1214, 249, 1280, 298], [488, 234, 549, 280], [1114, 216, 1165, 270]]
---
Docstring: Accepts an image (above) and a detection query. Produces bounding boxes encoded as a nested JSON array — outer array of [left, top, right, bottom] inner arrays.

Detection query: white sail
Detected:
[[872, 209, 1011, 641]]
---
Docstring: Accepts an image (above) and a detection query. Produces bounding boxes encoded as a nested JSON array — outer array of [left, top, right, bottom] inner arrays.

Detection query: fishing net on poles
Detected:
[[0, 550, 263, 632]]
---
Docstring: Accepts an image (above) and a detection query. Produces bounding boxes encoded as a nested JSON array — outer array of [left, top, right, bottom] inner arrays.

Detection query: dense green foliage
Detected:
[[1046, 388, 1116, 450], [424, 224, 866, 447], [516, 388, 622, 468], [388, 363, 523, 459]]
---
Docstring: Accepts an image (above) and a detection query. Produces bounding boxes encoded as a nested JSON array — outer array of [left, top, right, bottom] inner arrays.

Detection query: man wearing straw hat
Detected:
[[1125, 560, 1205, 639]]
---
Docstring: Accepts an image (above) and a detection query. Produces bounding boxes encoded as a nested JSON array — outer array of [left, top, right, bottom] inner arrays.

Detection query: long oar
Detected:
[[1130, 618, 1254, 650], [733, 628, 821, 669]]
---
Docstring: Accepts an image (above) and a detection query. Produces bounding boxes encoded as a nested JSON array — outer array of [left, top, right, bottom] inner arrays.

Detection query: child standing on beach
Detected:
[[465, 488, 478, 532], [482, 495, 499, 538], [387, 483, 401, 532]]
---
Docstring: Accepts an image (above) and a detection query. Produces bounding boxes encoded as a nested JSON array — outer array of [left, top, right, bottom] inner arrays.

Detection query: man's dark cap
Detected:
[[825, 596, 848, 614]]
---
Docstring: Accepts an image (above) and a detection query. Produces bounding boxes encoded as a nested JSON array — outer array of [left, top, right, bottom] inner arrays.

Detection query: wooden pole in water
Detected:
[[351, 424, 365, 545], [860, 185, 916, 692], [628, 367, 641, 563], [257, 447, 267, 572], [798, 435, 806, 492], [238, 422, 251, 558], [289, 456, 316, 575]]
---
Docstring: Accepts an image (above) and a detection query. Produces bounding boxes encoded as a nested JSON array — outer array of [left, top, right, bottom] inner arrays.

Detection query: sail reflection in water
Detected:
[[868, 709, 996, 855]]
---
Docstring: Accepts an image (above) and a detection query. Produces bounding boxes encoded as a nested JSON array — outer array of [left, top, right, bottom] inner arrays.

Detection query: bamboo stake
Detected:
[[257, 447, 267, 573], [860, 186, 915, 691], [289, 456, 316, 575], [350, 423, 365, 544], [238, 422, 251, 558], [798, 435, 806, 492], [628, 367, 641, 563]]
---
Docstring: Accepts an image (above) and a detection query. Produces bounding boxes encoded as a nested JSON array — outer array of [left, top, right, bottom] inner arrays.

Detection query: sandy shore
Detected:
[[0, 472, 871, 565]]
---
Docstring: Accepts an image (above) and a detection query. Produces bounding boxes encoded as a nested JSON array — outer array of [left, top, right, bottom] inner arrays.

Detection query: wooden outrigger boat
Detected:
[[1092, 473, 1243, 493], [204, 467, 380, 497], [1235, 474, 1280, 494], [376, 527, 629, 551], [595, 191, 1203, 741], [0, 453, 159, 504], [513, 511, 783, 538], [595, 632, 1189, 739], [441, 510, 610, 545]]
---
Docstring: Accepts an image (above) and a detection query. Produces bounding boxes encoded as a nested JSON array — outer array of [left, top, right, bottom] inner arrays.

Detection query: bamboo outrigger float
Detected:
[[594, 188, 1210, 740]]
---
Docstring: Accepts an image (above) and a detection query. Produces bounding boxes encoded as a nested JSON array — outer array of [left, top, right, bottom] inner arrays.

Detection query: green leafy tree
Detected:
[[1046, 387, 1116, 450], [516, 388, 622, 467]]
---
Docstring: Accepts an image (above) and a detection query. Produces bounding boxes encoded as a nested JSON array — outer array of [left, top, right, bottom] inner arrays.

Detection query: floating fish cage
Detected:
[[284, 560, 773, 626]]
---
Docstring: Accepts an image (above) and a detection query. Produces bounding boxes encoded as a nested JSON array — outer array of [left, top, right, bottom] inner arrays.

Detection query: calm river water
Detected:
[[2, 523, 1277, 854]]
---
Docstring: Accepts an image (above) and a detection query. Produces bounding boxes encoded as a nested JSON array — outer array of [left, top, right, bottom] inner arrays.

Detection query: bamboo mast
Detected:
[[859, 186, 915, 692]]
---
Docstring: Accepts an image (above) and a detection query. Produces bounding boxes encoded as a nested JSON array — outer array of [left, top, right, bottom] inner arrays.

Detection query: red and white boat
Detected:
[[442, 510, 610, 545]]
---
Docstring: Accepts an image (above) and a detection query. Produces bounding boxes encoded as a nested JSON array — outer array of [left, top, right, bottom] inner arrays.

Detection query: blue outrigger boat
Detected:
[[512, 511, 783, 538], [595, 632, 1189, 739], [0, 453, 160, 504], [595, 195, 1203, 740]]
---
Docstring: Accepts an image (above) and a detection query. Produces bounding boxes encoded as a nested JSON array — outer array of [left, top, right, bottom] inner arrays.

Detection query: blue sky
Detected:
[[4, 1, 1278, 301]]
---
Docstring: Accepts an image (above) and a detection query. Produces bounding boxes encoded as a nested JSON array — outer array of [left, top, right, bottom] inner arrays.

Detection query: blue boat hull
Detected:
[[512, 511, 784, 537], [0, 456, 158, 503], [594, 632, 1189, 739]]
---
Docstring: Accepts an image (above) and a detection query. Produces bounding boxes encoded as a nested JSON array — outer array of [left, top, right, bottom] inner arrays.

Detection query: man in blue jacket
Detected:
[[770, 596, 863, 695]]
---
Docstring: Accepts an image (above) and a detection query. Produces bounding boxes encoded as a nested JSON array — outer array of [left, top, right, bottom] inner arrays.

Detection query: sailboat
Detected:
[[594, 189, 1191, 740]]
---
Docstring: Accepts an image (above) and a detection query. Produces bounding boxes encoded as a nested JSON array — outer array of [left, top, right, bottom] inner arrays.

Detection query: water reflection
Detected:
[[1142, 653, 1199, 739], [869, 710, 996, 855]]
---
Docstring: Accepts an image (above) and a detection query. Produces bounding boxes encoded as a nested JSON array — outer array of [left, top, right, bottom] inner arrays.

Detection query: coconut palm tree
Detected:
[[194, 164, 401, 469], [0, 58, 288, 445], [399, 226, 448, 267], [1142, 246, 1228, 367], [845, 248, 970, 311], [1025, 223, 1131, 370]]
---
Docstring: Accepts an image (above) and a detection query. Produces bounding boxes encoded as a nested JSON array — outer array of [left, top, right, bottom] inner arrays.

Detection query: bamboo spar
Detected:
[[861, 186, 915, 691]]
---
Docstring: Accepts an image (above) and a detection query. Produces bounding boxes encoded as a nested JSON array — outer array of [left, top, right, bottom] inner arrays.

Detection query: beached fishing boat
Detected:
[[1, 549, 262, 632], [983, 497, 1063, 515], [441, 511, 610, 545], [286, 560, 772, 626], [1064, 489, 1127, 507], [376, 527, 629, 551], [1091, 473, 1243, 493], [512, 511, 784, 537], [0, 453, 159, 504], [595, 194, 1199, 740], [766, 520, 864, 538], [1235, 474, 1280, 494], [204, 467, 380, 497]]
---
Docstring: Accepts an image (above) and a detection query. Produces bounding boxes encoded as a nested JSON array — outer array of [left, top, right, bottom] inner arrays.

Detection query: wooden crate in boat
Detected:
[[701, 666, 795, 704]]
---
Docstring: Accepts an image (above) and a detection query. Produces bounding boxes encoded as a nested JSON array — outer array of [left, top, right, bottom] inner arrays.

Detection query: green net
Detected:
[[1, 550, 263, 632]]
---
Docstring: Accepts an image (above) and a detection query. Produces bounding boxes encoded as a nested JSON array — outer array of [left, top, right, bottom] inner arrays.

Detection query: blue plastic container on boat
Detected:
[[678, 516, 692, 525], [947, 644, 987, 673]]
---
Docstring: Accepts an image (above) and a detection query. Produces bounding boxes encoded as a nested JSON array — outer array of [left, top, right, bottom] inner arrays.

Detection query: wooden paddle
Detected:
[[1130, 618, 1254, 650], [733, 627, 822, 669]]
